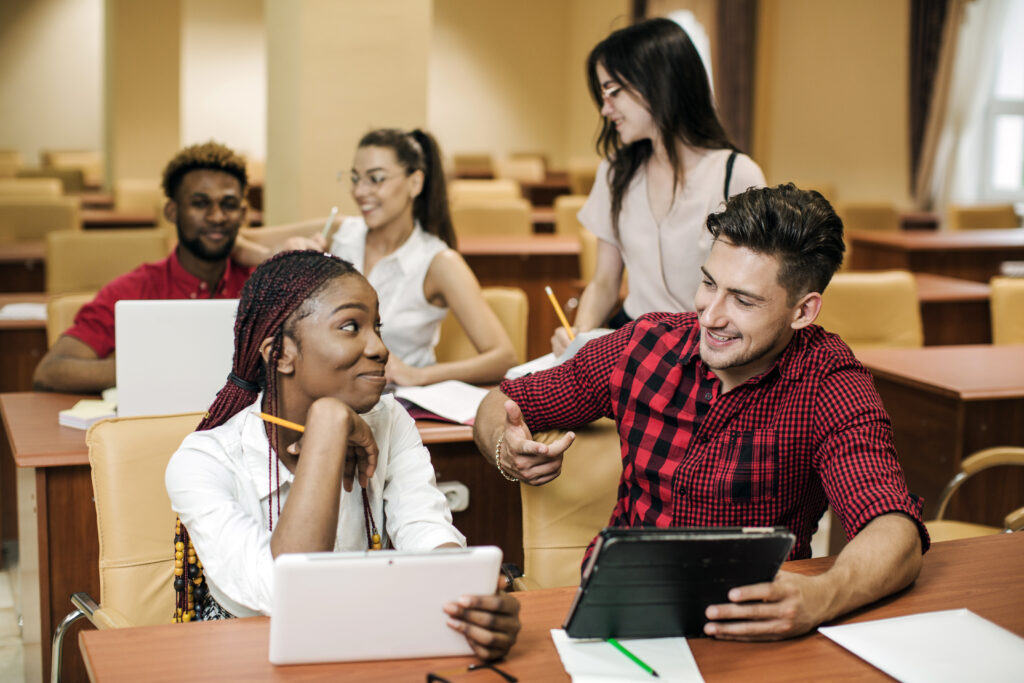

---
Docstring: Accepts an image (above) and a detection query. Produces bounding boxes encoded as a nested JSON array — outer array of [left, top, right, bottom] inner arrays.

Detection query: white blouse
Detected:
[[330, 216, 449, 367], [165, 394, 464, 617], [580, 148, 765, 316]]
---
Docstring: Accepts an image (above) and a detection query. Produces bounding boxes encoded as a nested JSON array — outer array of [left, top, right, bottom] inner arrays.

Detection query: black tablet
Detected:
[[562, 526, 795, 639]]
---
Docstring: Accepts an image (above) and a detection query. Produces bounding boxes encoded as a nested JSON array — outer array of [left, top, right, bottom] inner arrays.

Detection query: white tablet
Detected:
[[268, 546, 503, 665]]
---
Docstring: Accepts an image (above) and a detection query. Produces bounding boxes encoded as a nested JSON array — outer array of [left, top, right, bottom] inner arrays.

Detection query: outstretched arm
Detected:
[[552, 238, 623, 356], [473, 389, 575, 486], [704, 512, 923, 640], [33, 335, 115, 393]]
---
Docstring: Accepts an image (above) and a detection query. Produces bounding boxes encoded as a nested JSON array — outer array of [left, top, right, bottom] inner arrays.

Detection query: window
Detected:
[[981, 0, 1024, 201]]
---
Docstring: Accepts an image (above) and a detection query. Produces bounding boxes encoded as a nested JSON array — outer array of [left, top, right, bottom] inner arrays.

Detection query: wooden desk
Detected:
[[520, 172, 571, 207], [913, 273, 992, 345], [81, 209, 157, 229], [848, 228, 1024, 282], [77, 192, 114, 209], [0, 240, 45, 292], [855, 345, 1024, 524], [0, 391, 519, 683], [460, 234, 580, 360], [78, 533, 1024, 682]]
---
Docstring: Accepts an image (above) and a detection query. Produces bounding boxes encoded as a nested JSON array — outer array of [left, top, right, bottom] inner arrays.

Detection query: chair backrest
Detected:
[[0, 196, 80, 241], [934, 446, 1024, 520], [449, 179, 521, 206], [435, 287, 529, 364], [567, 158, 598, 196], [948, 203, 1020, 230], [816, 270, 923, 349], [16, 167, 86, 193], [450, 198, 532, 238], [452, 153, 494, 179], [835, 201, 900, 232], [0, 178, 63, 197], [990, 277, 1024, 344], [42, 149, 104, 187], [495, 156, 545, 184], [0, 149, 23, 178], [114, 178, 163, 214], [87, 412, 205, 627], [519, 418, 621, 589], [46, 292, 97, 347], [45, 229, 168, 294], [553, 195, 586, 236]]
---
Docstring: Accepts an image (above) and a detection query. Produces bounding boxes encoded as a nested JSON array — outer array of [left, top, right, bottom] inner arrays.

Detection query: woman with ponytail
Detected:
[[238, 128, 516, 386], [165, 251, 520, 659]]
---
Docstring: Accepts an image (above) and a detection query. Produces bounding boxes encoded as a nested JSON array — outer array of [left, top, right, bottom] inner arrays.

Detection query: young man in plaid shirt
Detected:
[[473, 183, 928, 641]]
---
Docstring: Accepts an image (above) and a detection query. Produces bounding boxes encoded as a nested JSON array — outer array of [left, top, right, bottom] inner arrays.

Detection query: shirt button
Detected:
[[200, 282, 207, 289], [704, 392, 713, 400], [189, 293, 197, 299]]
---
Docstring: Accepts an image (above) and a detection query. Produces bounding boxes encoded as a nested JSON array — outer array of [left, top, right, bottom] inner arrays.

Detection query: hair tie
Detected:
[[227, 372, 259, 393]]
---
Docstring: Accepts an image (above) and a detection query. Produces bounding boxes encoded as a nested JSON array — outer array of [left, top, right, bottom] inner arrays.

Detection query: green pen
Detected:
[[607, 638, 659, 678]]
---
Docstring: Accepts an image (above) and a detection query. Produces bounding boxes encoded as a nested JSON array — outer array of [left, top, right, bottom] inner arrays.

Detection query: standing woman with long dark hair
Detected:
[[552, 18, 766, 355]]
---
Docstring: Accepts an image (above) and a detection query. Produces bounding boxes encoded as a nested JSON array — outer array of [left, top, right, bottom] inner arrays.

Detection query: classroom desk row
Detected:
[[0, 391, 521, 683], [77, 533, 1024, 682]]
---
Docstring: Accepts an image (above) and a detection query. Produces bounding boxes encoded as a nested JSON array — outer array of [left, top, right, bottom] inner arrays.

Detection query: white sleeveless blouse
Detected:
[[330, 217, 448, 367]]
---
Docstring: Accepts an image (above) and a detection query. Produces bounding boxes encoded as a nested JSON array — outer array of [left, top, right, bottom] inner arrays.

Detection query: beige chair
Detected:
[[578, 230, 599, 283], [114, 178, 163, 214], [0, 178, 63, 197], [46, 292, 97, 347], [435, 287, 529, 365], [16, 167, 86, 194], [42, 149, 104, 188], [816, 271, 923, 349], [0, 149, 23, 178], [990, 277, 1024, 345], [948, 203, 1019, 231], [553, 195, 586, 236], [449, 179, 521, 206], [835, 201, 900, 232], [0, 196, 80, 241], [925, 446, 1024, 542], [45, 229, 168, 294], [50, 412, 205, 682], [568, 158, 599, 196], [452, 153, 494, 179], [514, 418, 621, 590], [495, 156, 546, 185], [451, 198, 532, 238]]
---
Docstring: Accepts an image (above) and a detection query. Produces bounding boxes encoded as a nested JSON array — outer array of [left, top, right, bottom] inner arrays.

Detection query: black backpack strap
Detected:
[[724, 150, 738, 200]]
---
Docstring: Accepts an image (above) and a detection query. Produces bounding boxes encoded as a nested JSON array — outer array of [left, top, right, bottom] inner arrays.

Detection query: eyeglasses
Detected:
[[600, 84, 622, 102], [344, 168, 409, 190], [426, 661, 518, 683]]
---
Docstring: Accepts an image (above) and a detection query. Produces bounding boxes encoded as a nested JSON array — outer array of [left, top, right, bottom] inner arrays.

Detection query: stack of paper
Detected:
[[550, 629, 703, 682], [59, 395, 117, 430], [393, 381, 489, 425], [505, 328, 614, 379], [0, 303, 47, 321]]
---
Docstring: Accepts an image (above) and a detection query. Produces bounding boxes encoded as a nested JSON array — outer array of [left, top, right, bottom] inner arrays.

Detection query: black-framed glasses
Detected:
[[426, 661, 518, 683]]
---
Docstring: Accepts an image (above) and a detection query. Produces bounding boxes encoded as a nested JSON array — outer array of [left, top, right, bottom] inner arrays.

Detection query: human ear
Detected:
[[260, 336, 296, 375], [408, 169, 424, 199], [790, 292, 822, 330], [163, 199, 177, 224]]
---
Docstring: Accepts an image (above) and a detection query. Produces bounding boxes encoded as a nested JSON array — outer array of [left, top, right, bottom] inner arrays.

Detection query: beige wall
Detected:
[[753, 0, 911, 205], [0, 0, 103, 166], [265, 0, 432, 223], [429, 0, 629, 170], [181, 0, 266, 161]]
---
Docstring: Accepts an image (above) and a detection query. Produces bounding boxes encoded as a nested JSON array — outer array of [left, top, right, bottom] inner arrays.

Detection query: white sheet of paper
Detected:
[[505, 328, 616, 379], [819, 608, 1024, 682], [550, 629, 703, 682], [393, 380, 489, 425], [0, 302, 47, 320]]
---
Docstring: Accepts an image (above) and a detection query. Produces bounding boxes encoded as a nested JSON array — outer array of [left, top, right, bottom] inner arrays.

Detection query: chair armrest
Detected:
[[92, 606, 134, 630]]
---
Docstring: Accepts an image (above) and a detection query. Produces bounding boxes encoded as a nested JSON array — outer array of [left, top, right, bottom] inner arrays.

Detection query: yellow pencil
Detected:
[[545, 286, 575, 341], [254, 412, 305, 433]]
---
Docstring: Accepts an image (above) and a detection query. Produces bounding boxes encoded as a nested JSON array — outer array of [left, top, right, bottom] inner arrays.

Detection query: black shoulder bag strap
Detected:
[[723, 150, 738, 200]]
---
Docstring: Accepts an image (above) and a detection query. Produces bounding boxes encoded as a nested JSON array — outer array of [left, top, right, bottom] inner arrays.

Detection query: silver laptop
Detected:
[[269, 546, 502, 665], [114, 299, 238, 417]]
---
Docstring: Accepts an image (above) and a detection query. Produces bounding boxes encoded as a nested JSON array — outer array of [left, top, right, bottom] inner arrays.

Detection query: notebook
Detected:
[[563, 526, 795, 639], [269, 546, 503, 665], [114, 299, 238, 417]]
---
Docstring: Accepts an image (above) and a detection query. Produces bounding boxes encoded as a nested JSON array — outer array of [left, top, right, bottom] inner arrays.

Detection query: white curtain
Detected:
[[926, 0, 1011, 212]]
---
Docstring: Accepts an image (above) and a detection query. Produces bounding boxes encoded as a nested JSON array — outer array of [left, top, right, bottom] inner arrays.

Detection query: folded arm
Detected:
[[32, 335, 115, 393]]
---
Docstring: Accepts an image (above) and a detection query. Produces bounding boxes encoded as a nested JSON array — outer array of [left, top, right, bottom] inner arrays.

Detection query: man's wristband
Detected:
[[494, 432, 519, 483]]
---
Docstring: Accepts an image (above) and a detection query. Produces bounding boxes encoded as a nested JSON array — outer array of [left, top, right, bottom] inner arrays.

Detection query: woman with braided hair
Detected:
[[236, 128, 517, 387], [165, 250, 520, 659]]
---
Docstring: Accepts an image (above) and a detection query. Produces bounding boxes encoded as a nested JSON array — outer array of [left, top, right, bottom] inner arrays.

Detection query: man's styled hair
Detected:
[[706, 183, 845, 299], [161, 141, 248, 200]]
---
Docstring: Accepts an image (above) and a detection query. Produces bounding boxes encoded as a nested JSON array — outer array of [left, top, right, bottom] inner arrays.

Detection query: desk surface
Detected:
[[0, 239, 45, 262], [458, 233, 578, 256], [0, 392, 473, 468], [912, 272, 991, 302], [856, 345, 1024, 400], [77, 533, 1024, 682], [848, 227, 1024, 249]]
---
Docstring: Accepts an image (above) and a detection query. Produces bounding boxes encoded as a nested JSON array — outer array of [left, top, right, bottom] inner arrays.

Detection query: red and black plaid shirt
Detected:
[[500, 312, 929, 560]]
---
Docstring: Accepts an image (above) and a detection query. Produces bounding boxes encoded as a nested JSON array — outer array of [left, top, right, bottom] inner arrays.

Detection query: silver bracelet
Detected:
[[494, 432, 519, 483]]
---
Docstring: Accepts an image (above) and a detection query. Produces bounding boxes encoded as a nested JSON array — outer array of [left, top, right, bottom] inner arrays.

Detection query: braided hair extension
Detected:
[[173, 250, 359, 622]]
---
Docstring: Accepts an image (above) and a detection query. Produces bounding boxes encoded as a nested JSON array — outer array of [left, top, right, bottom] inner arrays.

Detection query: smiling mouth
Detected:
[[704, 330, 738, 344]]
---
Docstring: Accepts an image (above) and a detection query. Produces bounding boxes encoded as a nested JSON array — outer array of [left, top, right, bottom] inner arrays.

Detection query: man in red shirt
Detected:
[[33, 142, 253, 393], [473, 184, 927, 641]]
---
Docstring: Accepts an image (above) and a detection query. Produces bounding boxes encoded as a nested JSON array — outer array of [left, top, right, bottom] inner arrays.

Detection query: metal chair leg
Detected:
[[50, 592, 99, 683]]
